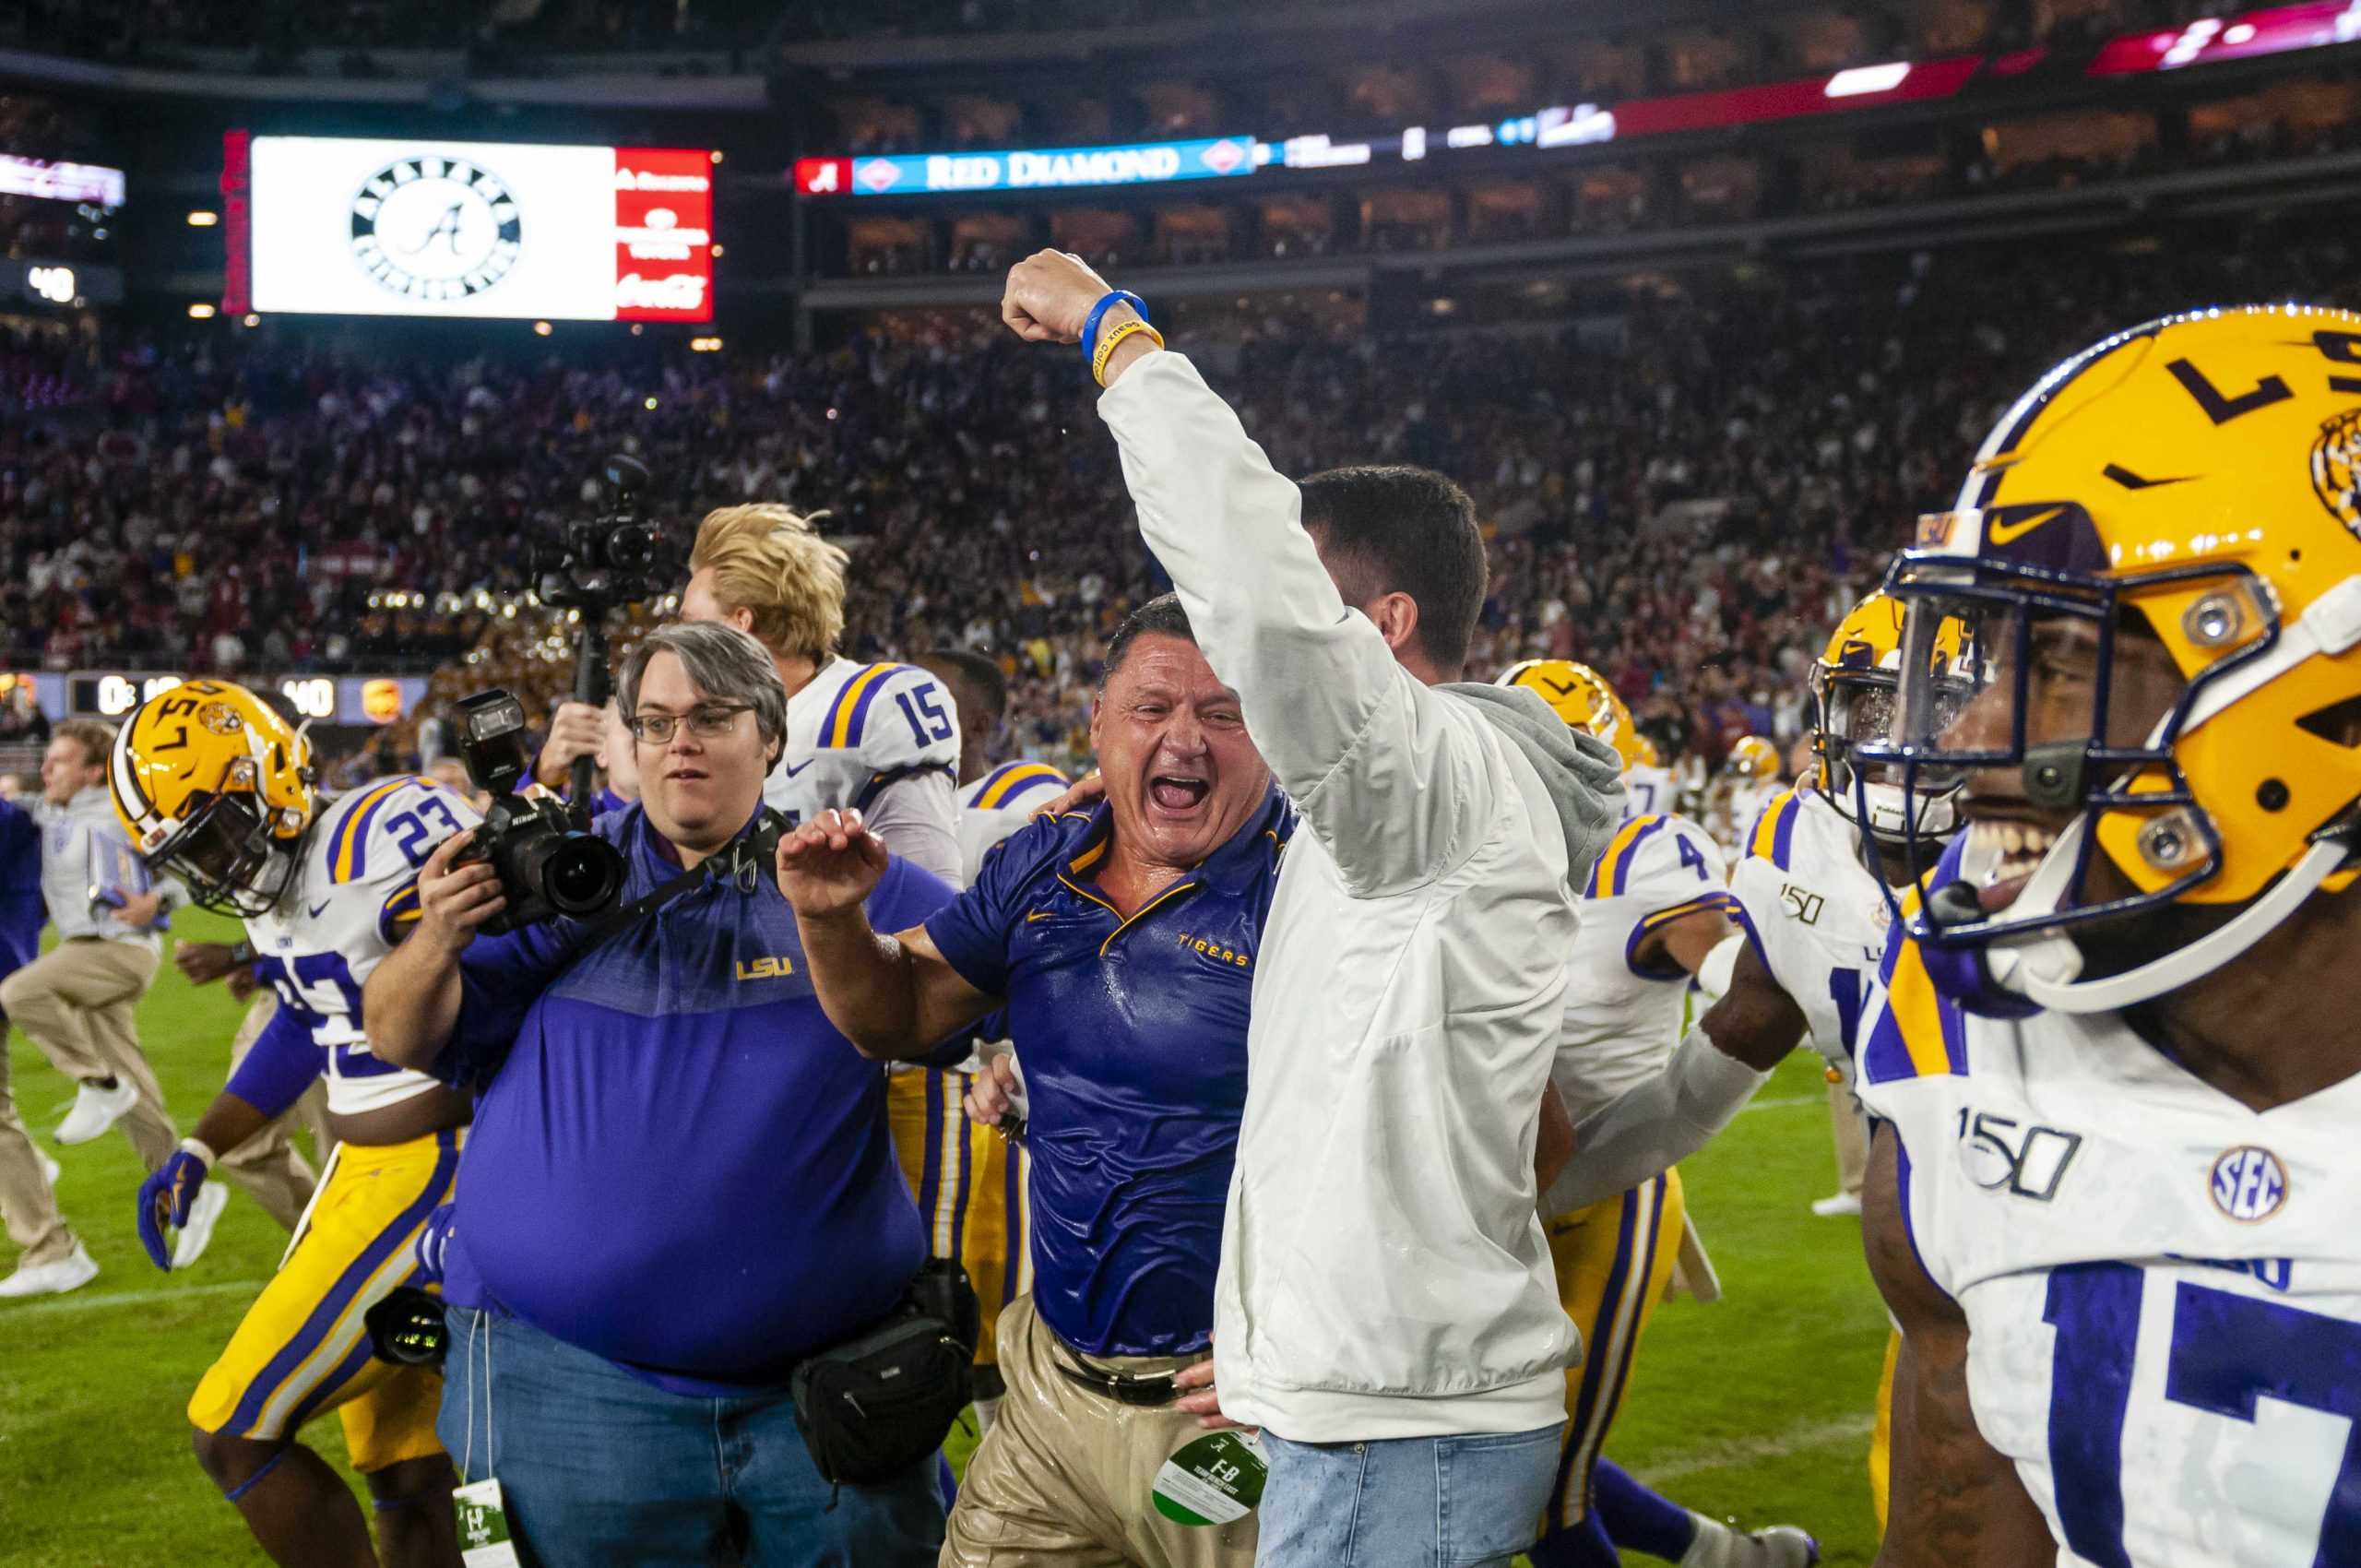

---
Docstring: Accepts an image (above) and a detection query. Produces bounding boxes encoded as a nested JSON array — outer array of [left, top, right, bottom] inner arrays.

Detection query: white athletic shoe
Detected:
[[0, 1241, 99, 1299], [38, 1151, 62, 1187], [171, 1182, 231, 1269], [53, 1079, 139, 1146], [1809, 1192, 1863, 1218], [1682, 1514, 1820, 1568]]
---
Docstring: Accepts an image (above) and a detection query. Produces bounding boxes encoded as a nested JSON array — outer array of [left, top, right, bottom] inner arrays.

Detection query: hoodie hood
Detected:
[[1442, 682, 1626, 892]]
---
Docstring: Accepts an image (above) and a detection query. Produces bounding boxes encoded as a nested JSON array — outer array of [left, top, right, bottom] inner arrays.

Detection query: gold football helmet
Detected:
[[111, 680, 315, 916], [1811, 590, 1968, 849], [1498, 659, 1643, 770], [1724, 734, 1780, 782], [1861, 305, 2361, 1012]]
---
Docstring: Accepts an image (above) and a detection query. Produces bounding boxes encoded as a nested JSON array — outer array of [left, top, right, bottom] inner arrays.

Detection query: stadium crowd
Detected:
[[8, 228, 2360, 785]]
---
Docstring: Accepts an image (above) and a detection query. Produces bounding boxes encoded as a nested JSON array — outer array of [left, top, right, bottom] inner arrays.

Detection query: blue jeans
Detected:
[[1254, 1424, 1564, 1568], [439, 1306, 944, 1568]]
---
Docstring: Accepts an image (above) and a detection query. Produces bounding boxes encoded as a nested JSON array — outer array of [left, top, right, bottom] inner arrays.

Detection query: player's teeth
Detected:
[[2000, 824, 2024, 855]]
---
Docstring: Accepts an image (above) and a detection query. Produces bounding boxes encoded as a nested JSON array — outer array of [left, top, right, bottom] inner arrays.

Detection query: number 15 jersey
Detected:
[[244, 776, 481, 1117], [1857, 888, 2361, 1568]]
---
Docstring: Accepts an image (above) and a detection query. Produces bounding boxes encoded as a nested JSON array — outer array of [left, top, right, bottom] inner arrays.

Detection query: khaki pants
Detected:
[[0, 938, 173, 1170], [213, 993, 326, 1233], [0, 977, 73, 1266], [945, 1295, 1257, 1568], [1829, 1076, 1869, 1200]]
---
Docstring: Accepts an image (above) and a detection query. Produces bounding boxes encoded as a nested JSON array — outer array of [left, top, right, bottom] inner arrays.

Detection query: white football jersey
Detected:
[[1620, 763, 1681, 824], [1857, 933, 2361, 1567], [1556, 812, 1733, 1122], [245, 775, 481, 1117], [1712, 778, 1785, 857], [955, 760, 1071, 886], [765, 655, 962, 827], [1726, 786, 1892, 1079]]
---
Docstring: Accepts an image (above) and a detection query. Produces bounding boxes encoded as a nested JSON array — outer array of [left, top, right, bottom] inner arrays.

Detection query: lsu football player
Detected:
[[1851, 306, 2361, 1566], [1708, 734, 1785, 853], [1622, 728, 1683, 822], [676, 505, 1031, 1422], [113, 681, 474, 1568], [1537, 597, 1968, 1538], [1501, 660, 1819, 1568]]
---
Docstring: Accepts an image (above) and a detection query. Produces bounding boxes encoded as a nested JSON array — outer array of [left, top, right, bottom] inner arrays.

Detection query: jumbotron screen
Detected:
[[228, 134, 713, 322]]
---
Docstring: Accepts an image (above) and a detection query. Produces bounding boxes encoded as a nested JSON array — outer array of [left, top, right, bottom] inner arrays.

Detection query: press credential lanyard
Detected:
[[454, 1311, 521, 1568]]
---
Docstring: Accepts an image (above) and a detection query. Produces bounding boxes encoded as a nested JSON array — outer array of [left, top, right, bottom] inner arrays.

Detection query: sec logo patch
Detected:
[[350, 155, 523, 303], [2209, 1146, 2288, 1222]]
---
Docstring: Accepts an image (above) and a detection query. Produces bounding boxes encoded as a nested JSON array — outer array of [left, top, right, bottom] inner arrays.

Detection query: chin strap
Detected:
[[1979, 819, 2352, 1014]]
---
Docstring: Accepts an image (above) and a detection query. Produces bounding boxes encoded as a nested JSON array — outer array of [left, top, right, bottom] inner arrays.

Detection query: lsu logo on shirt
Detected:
[[736, 955, 797, 981]]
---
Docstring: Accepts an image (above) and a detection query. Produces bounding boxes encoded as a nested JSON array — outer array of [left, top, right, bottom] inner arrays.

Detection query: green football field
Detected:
[[0, 911, 1890, 1566]]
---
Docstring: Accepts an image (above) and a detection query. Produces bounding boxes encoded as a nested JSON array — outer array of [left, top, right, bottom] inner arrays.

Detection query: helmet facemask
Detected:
[[152, 776, 300, 919], [1815, 665, 1964, 854]]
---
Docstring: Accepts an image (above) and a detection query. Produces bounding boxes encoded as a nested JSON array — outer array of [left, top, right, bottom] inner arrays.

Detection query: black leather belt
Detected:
[[1052, 1353, 1182, 1407]]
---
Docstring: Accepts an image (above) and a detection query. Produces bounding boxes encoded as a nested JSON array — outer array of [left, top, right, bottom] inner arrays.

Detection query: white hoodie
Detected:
[[1100, 352, 1623, 1442]]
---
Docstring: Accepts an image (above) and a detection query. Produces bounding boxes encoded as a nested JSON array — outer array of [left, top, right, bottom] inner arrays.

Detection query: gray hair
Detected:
[[620, 621, 789, 763]]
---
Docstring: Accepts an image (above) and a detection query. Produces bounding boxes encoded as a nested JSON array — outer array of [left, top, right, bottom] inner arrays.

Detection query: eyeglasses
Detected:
[[627, 704, 754, 744]]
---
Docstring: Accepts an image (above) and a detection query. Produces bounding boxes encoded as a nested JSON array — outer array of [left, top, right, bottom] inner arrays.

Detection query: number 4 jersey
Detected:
[[244, 775, 482, 1117], [1857, 913, 2361, 1567]]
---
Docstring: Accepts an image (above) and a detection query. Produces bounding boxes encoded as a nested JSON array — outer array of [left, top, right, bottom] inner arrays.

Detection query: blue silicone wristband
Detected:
[[1080, 291, 1148, 367]]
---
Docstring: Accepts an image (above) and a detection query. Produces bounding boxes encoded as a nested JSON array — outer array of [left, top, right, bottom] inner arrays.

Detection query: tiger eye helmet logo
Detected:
[[2309, 409, 2361, 540], [197, 703, 244, 735]]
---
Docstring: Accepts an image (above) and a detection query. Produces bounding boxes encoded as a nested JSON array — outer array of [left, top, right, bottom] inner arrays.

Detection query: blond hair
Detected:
[[688, 505, 849, 663]]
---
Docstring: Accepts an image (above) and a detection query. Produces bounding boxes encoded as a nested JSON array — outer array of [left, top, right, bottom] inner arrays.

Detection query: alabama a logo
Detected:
[[350, 155, 523, 303]]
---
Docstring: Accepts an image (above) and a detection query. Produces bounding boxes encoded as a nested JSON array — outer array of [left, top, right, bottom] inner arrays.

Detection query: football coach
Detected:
[[1002, 253, 1625, 1568], [778, 593, 1282, 1568], [364, 620, 958, 1567]]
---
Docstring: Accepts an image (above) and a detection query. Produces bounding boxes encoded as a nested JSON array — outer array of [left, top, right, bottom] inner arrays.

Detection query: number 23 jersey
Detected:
[[1857, 914, 2361, 1568], [244, 776, 482, 1117]]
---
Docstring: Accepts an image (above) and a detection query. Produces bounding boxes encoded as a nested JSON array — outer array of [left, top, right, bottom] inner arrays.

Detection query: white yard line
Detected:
[[3, 1278, 262, 1318], [1739, 1093, 1822, 1114], [1641, 1412, 1879, 1483]]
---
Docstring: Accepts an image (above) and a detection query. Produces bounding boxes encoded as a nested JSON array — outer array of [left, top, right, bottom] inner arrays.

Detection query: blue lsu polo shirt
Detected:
[[925, 783, 1292, 1359], [435, 802, 957, 1394]]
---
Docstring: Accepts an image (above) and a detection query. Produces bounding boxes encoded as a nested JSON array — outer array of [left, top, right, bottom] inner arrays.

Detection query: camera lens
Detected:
[[540, 832, 625, 917], [604, 525, 657, 575]]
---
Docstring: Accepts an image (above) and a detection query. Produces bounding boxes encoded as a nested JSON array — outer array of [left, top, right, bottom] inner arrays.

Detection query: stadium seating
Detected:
[[7, 227, 2355, 781]]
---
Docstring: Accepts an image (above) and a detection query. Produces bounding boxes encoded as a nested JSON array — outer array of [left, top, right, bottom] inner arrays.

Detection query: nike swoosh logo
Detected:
[[307, 900, 331, 919], [2103, 463, 2197, 491], [1025, 910, 1055, 922], [779, 760, 814, 778], [1986, 505, 2068, 546]]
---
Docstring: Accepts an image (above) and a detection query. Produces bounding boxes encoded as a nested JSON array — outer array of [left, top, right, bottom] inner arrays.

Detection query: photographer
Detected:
[[362, 621, 960, 1566]]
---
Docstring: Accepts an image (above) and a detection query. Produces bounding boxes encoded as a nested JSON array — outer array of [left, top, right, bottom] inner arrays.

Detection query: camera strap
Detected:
[[568, 807, 795, 956]]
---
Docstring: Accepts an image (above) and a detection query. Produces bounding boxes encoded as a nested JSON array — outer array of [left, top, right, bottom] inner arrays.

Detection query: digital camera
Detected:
[[454, 689, 626, 932]]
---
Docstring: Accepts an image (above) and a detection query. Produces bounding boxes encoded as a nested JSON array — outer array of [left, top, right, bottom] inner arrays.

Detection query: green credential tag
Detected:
[[454, 1477, 521, 1568], [1150, 1430, 1267, 1526]]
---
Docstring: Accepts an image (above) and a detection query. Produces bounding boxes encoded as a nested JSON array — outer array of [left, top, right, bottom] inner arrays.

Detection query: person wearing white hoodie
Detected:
[[1002, 253, 1626, 1568]]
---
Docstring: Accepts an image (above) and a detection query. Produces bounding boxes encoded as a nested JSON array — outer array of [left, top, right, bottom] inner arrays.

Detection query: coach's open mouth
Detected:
[[1149, 774, 1211, 814]]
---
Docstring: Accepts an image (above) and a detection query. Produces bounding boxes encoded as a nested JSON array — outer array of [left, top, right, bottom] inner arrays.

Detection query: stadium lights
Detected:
[[1825, 63, 1911, 97], [691, 336, 723, 352], [710, 150, 724, 164], [711, 244, 724, 258], [242, 314, 259, 327], [186, 303, 216, 319], [533, 320, 553, 337], [186, 209, 219, 226], [644, 397, 658, 410]]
